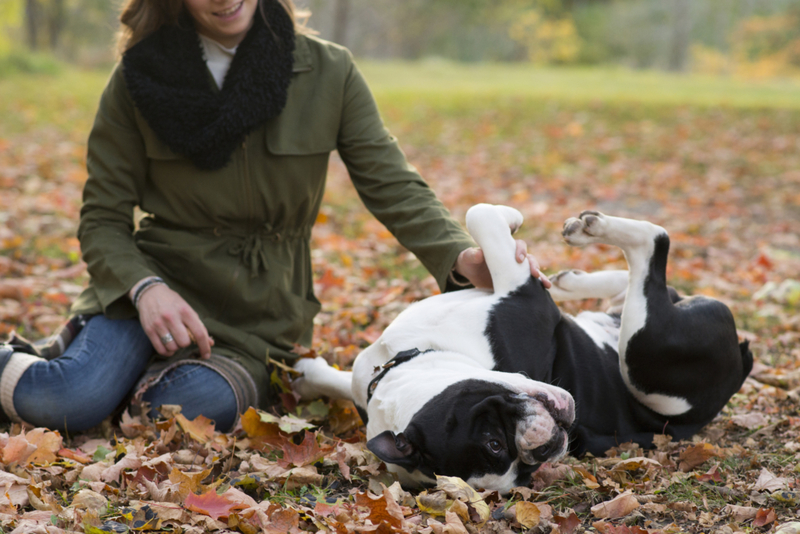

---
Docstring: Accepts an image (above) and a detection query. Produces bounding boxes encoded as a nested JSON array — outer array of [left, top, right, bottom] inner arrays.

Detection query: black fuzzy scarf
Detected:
[[122, 1, 295, 170]]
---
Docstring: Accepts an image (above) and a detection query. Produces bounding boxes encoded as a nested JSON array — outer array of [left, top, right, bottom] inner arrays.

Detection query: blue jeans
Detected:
[[12, 315, 238, 432]]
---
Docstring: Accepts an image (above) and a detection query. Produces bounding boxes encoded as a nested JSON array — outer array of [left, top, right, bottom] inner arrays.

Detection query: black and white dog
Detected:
[[294, 204, 752, 493]]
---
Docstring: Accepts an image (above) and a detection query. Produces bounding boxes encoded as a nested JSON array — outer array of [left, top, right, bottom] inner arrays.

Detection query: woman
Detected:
[[0, 0, 548, 432]]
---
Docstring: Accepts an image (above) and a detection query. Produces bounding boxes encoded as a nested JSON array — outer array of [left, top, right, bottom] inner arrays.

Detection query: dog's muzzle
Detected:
[[515, 392, 575, 465]]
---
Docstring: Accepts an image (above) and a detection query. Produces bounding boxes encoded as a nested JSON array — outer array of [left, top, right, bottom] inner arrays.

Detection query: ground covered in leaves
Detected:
[[1, 69, 799, 533]]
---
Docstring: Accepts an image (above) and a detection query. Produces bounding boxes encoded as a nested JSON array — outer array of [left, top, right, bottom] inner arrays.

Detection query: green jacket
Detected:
[[71, 34, 476, 407]]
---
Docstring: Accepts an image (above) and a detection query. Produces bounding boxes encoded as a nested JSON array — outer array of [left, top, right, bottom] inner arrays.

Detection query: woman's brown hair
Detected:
[[115, 0, 307, 58]]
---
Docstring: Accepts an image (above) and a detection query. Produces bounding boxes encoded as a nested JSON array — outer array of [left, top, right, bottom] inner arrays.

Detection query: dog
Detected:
[[294, 204, 752, 493]]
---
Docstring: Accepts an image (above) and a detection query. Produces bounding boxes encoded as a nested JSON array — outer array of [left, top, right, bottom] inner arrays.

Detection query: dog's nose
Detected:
[[533, 392, 575, 429]]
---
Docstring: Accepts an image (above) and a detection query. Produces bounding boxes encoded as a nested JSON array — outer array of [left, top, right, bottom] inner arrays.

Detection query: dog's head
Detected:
[[366, 378, 574, 493]]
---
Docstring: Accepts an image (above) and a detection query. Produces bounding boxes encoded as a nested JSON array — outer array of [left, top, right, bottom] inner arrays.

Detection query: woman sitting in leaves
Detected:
[[0, 0, 547, 433]]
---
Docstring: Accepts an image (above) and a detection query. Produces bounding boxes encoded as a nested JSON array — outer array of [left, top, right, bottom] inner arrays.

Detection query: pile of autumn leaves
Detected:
[[0, 393, 798, 534]]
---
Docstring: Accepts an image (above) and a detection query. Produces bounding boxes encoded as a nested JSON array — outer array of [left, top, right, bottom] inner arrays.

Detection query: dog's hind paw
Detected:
[[562, 211, 609, 246], [550, 269, 587, 292]]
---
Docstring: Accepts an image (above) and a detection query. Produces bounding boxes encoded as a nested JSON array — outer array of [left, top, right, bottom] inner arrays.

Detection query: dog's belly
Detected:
[[376, 287, 504, 370]]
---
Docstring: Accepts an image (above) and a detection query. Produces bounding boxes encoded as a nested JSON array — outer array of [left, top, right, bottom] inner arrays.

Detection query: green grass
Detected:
[[360, 59, 800, 109], [0, 68, 109, 135], [3, 61, 800, 138]]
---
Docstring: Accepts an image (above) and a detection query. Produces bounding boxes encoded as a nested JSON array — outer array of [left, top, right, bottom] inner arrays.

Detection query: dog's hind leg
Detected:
[[465, 204, 531, 294], [561, 211, 749, 423]]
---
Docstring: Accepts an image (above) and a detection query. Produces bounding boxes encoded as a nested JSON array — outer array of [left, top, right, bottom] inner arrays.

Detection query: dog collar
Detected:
[[367, 348, 432, 403]]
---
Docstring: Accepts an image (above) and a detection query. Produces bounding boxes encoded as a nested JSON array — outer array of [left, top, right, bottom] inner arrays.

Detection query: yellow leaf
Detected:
[[515, 501, 541, 529]]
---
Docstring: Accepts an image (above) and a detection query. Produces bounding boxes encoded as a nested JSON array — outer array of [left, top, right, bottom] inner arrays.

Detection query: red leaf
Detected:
[[184, 489, 248, 520], [753, 508, 776, 527], [279, 432, 326, 468]]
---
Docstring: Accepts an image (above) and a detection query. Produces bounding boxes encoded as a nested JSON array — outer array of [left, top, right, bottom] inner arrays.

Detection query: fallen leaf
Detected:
[[278, 431, 326, 468], [678, 443, 719, 472], [515, 501, 541, 529], [753, 508, 777, 527], [176, 413, 216, 444], [753, 467, 789, 492], [184, 488, 249, 521], [435, 475, 490, 524], [553, 511, 581, 534], [775, 522, 800, 534], [591, 491, 640, 519], [355, 488, 404, 530], [725, 504, 758, 522]]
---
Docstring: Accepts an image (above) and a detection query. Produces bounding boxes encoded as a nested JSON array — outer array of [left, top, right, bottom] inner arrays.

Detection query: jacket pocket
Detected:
[[264, 75, 339, 155]]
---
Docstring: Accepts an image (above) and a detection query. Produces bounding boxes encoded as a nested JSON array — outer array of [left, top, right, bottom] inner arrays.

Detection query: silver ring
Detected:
[[160, 333, 174, 345]]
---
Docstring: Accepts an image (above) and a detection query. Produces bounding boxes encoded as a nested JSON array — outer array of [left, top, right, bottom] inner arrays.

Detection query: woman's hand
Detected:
[[136, 284, 213, 359], [454, 240, 551, 290]]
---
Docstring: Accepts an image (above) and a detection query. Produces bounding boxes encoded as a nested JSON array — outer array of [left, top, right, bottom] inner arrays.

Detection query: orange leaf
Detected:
[[2, 435, 37, 465], [355, 489, 404, 530], [58, 447, 92, 464], [23, 428, 63, 465], [678, 443, 719, 472], [184, 489, 248, 520], [169, 467, 211, 501], [753, 508, 776, 527], [175, 413, 216, 443]]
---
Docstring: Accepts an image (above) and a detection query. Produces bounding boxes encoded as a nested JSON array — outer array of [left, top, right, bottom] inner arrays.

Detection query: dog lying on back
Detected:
[[295, 204, 752, 493]]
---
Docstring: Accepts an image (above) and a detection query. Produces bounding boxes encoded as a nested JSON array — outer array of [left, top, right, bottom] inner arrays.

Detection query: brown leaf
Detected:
[[328, 399, 364, 434], [678, 443, 719, 472], [591, 491, 640, 519], [753, 467, 789, 492], [553, 511, 581, 534], [262, 508, 300, 534], [724, 504, 758, 522]]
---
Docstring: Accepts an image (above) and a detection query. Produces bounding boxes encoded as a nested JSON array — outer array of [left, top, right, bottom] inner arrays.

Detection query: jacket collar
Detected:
[[292, 34, 312, 73], [122, 0, 296, 171]]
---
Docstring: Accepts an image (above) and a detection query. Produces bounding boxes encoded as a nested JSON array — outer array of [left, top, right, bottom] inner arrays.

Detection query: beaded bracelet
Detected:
[[132, 277, 166, 309]]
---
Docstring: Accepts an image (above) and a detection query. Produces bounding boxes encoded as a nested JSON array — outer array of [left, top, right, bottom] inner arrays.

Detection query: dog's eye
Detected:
[[487, 440, 502, 454]]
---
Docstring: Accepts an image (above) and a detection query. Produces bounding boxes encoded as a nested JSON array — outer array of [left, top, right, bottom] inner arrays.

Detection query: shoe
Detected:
[[0, 345, 14, 425]]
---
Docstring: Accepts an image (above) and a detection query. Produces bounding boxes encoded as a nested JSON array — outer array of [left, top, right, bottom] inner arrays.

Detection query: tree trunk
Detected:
[[668, 0, 691, 72], [332, 0, 350, 47], [48, 0, 66, 51], [26, 0, 40, 50]]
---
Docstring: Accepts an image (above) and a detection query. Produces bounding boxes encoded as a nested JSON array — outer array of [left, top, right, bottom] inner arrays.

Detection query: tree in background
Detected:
[[506, 0, 582, 64]]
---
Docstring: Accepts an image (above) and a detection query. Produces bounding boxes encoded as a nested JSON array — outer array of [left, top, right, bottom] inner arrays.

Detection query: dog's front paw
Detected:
[[562, 211, 608, 246]]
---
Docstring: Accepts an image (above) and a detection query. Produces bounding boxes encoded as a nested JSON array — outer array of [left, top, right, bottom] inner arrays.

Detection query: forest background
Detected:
[[1, 0, 800, 533]]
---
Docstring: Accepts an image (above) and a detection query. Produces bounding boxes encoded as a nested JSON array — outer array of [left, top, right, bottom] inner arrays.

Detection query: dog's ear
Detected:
[[367, 431, 421, 469]]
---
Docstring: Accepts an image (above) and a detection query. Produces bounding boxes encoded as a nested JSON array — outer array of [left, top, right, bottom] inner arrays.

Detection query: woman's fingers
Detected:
[[137, 285, 212, 358]]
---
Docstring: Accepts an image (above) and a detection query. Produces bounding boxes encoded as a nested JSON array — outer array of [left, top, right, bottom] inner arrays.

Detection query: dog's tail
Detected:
[[739, 340, 753, 382]]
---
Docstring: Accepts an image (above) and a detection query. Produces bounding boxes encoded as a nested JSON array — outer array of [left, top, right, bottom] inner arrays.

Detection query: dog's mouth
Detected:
[[514, 392, 574, 465]]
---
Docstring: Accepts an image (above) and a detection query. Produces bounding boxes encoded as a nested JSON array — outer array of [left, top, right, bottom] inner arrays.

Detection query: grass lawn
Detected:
[[360, 60, 800, 109]]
